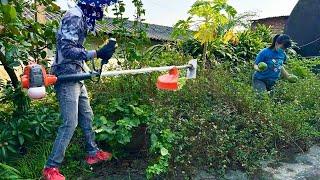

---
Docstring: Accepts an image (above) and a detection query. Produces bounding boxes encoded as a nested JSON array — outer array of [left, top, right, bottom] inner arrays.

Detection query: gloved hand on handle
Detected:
[[96, 38, 117, 65]]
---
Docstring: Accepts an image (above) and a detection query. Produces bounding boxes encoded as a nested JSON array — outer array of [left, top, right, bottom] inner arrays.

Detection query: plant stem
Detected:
[[202, 42, 208, 68]]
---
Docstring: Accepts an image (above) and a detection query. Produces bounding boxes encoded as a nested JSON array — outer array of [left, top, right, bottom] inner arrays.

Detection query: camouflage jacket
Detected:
[[51, 6, 95, 76]]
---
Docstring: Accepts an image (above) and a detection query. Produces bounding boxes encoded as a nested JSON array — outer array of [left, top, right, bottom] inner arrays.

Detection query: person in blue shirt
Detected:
[[253, 34, 294, 92], [43, 0, 118, 180]]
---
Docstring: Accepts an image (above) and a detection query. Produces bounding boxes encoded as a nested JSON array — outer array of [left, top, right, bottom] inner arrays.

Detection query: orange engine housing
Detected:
[[21, 63, 57, 89]]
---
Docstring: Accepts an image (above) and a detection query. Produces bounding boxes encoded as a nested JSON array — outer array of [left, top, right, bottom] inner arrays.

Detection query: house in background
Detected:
[[251, 16, 289, 34], [23, 8, 175, 45], [96, 17, 174, 45]]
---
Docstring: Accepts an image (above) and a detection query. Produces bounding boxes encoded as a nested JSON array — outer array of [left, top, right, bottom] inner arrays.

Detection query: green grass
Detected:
[[0, 162, 23, 179], [7, 130, 94, 179], [12, 141, 52, 179]]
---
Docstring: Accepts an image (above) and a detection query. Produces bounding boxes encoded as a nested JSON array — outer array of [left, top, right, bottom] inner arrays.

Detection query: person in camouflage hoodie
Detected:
[[43, 1, 117, 179]]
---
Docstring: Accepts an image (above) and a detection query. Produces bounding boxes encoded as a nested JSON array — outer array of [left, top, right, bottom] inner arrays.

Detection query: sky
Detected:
[[56, 0, 299, 27]]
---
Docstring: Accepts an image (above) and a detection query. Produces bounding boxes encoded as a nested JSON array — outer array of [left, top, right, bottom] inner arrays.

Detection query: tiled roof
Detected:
[[252, 15, 290, 22], [23, 8, 174, 41], [97, 18, 174, 41]]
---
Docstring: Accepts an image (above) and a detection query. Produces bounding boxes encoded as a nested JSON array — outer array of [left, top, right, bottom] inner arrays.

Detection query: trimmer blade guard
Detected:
[[156, 67, 179, 91]]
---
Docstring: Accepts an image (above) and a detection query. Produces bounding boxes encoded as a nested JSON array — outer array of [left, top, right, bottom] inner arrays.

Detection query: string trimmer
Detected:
[[21, 39, 197, 100]]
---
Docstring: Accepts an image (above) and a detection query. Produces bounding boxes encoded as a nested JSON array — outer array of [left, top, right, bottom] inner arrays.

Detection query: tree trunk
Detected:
[[0, 52, 19, 89], [202, 42, 208, 68], [1, 52, 29, 114]]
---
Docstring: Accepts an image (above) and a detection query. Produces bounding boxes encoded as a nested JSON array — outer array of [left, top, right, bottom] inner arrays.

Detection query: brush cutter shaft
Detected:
[[100, 64, 192, 77], [58, 60, 197, 81], [22, 60, 197, 99], [57, 72, 100, 82]]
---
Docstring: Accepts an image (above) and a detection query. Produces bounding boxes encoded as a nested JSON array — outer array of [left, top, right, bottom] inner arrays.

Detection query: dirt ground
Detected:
[[84, 151, 150, 180]]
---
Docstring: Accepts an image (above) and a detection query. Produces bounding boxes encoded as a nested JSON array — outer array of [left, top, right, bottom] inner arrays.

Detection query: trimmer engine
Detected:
[[21, 63, 57, 99]]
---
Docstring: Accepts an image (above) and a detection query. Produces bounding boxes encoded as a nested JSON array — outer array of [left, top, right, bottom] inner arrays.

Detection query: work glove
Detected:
[[96, 38, 117, 64]]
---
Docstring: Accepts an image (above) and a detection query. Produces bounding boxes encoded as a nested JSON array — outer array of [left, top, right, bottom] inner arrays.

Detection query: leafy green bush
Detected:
[[233, 24, 272, 63], [148, 61, 320, 177], [177, 24, 272, 69], [0, 90, 59, 160], [146, 127, 175, 179], [286, 57, 320, 78], [0, 130, 17, 159], [93, 98, 152, 155], [88, 71, 174, 178]]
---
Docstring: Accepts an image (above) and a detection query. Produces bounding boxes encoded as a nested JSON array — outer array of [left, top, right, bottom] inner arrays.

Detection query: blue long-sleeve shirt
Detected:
[[51, 6, 95, 76], [254, 48, 287, 82]]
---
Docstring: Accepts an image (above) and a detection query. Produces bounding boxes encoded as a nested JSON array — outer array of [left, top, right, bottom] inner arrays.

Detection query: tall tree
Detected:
[[173, 0, 236, 68]]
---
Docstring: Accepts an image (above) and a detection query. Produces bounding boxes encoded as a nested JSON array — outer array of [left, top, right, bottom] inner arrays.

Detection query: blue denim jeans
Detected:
[[46, 82, 98, 168], [252, 76, 276, 92]]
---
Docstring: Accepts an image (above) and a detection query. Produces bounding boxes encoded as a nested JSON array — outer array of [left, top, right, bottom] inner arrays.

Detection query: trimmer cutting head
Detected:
[[156, 60, 197, 91], [156, 67, 179, 91]]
